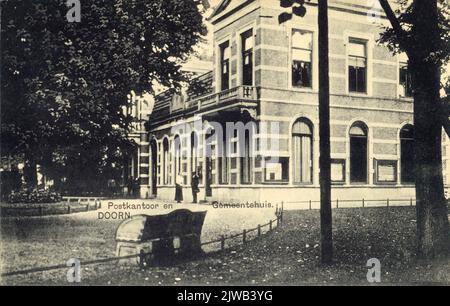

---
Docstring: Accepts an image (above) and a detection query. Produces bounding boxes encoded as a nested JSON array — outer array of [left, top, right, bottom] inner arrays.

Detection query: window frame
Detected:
[[397, 53, 413, 100], [348, 122, 369, 184], [331, 159, 346, 184], [398, 62, 413, 98], [240, 128, 253, 185], [162, 137, 170, 185], [220, 41, 231, 91], [173, 135, 182, 178], [288, 23, 318, 92], [263, 157, 290, 184], [218, 130, 230, 185], [348, 38, 367, 94], [292, 118, 314, 185], [190, 132, 199, 177], [400, 124, 415, 185], [237, 23, 256, 87], [374, 159, 398, 185], [291, 29, 314, 89], [344, 32, 374, 97], [216, 35, 232, 93]]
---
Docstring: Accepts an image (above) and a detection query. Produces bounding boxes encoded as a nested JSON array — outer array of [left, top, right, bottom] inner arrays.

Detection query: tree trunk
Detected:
[[318, 0, 333, 264], [411, 59, 450, 259]]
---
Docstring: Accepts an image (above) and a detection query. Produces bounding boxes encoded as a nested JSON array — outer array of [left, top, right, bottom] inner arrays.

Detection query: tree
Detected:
[[278, 0, 333, 264], [378, 0, 450, 258], [318, 0, 333, 265], [1, 0, 206, 191]]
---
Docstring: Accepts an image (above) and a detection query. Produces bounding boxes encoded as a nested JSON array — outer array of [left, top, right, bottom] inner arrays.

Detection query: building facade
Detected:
[[136, 0, 450, 203]]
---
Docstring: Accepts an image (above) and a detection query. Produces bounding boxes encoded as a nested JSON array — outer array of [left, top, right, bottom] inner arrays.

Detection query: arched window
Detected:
[[150, 139, 158, 195], [191, 132, 199, 175], [162, 138, 169, 185], [174, 135, 181, 178], [400, 125, 414, 184], [292, 118, 313, 184], [128, 144, 138, 182], [240, 128, 253, 184], [349, 122, 368, 183], [218, 128, 229, 185], [205, 127, 215, 197]]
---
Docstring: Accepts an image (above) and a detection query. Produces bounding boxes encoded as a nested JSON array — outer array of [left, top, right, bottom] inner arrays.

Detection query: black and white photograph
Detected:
[[0, 0, 449, 289]]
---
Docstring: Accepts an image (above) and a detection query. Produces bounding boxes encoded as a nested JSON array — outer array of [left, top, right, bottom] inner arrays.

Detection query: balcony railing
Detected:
[[182, 85, 258, 113]]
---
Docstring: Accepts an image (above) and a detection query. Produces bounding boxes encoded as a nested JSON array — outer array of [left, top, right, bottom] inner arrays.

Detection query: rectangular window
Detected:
[[218, 157, 229, 184], [399, 63, 413, 97], [331, 159, 346, 183], [220, 41, 230, 91], [218, 136, 229, 184], [218, 148, 229, 184], [375, 160, 397, 184], [241, 29, 254, 86], [292, 30, 313, 88], [264, 157, 289, 183], [348, 39, 367, 93]]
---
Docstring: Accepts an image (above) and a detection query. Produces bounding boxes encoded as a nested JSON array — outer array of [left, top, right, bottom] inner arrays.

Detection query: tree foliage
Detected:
[[378, 0, 449, 64], [1, 0, 206, 192]]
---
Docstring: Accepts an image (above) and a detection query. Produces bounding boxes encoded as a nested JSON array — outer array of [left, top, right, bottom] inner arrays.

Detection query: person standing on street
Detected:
[[127, 176, 134, 197], [134, 176, 140, 198], [175, 174, 184, 204], [191, 172, 200, 204]]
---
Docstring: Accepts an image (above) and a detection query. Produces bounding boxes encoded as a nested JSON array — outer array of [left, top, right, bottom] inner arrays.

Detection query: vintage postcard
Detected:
[[1, 0, 449, 291]]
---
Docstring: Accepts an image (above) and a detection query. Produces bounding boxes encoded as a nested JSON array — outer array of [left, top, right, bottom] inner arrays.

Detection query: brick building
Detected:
[[132, 0, 450, 202]]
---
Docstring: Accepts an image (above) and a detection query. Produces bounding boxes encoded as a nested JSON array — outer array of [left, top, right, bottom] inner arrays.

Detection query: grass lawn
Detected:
[[0, 203, 275, 284], [1, 206, 449, 285]]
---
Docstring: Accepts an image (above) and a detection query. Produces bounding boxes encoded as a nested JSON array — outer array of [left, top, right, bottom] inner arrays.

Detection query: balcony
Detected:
[[184, 85, 259, 112], [149, 86, 259, 126]]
